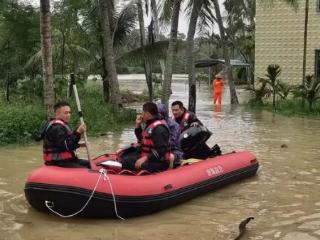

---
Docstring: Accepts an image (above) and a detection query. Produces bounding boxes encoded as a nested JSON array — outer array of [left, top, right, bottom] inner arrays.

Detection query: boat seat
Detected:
[[181, 158, 202, 166]]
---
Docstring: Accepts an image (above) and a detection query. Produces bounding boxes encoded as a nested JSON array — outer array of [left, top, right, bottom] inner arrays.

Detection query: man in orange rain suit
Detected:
[[212, 73, 224, 105]]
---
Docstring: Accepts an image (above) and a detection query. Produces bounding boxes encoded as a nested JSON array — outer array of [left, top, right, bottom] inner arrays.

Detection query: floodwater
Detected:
[[1, 74, 320, 240]]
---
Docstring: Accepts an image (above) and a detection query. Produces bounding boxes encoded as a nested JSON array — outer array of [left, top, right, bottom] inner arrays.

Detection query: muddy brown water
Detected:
[[1, 75, 320, 240]]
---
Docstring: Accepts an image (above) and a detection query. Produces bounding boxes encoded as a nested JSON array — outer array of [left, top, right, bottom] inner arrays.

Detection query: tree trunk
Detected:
[[99, 33, 110, 103], [99, 0, 121, 108], [137, 0, 153, 101], [150, 0, 159, 39], [96, 4, 110, 103], [61, 31, 65, 80], [308, 100, 312, 111], [187, 0, 204, 113], [212, 0, 239, 104], [273, 88, 276, 110], [40, 0, 55, 118], [161, 0, 182, 108], [6, 72, 10, 102], [150, 0, 165, 84]]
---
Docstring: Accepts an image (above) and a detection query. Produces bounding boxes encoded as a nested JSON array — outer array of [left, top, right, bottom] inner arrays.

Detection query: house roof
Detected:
[[194, 59, 251, 68]]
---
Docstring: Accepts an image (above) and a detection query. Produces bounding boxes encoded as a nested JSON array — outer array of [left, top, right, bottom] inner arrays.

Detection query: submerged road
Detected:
[[0, 74, 320, 240]]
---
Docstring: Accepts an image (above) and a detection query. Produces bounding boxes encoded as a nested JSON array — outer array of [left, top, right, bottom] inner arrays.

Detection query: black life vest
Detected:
[[43, 119, 75, 162]]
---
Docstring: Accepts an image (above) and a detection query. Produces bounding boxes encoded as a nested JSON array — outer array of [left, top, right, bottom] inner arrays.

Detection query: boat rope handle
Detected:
[[44, 169, 125, 220], [100, 169, 125, 220]]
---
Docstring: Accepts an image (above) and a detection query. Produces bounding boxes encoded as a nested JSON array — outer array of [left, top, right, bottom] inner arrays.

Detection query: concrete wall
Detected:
[[255, 0, 320, 84]]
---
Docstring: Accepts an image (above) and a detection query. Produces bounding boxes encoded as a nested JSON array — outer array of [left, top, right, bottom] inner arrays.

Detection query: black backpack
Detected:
[[32, 120, 50, 141]]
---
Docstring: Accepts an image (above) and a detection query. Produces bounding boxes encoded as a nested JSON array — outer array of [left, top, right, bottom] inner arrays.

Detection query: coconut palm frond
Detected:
[[265, 64, 281, 82], [248, 81, 272, 102], [159, 0, 174, 25], [198, 11, 214, 31], [314, 80, 320, 93], [113, 0, 137, 47], [117, 40, 186, 64], [68, 44, 92, 57], [277, 81, 292, 99], [116, 40, 169, 65], [24, 50, 42, 70], [258, 77, 272, 86], [199, 1, 216, 26], [305, 74, 314, 89], [196, 7, 214, 36], [184, 0, 195, 18], [144, 0, 149, 16]]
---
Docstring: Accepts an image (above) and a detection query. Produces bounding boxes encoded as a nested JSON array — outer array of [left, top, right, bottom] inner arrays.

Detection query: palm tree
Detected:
[[40, 0, 55, 117], [186, 0, 206, 113], [248, 81, 270, 104], [150, 0, 166, 83], [259, 64, 281, 110], [99, 0, 121, 108], [212, 0, 239, 104], [224, 0, 255, 84], [150, 0, 159, 38], [76, 0, 136, 104], [136, 0, 153, 101], [161, 0, 182, 108]]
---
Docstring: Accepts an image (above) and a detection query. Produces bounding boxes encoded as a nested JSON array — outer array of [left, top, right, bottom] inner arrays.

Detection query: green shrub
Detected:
[[127, 66, 145, 74], [0, 102, 45, 144], [71, 87, 136, 134], [0, 87, 136, 144]]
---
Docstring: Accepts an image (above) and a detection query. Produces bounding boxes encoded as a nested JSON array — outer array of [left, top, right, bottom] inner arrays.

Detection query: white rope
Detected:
[[45, 169, 125, 220], [45, 169, 104, 218], [101, 169, 125, 220]]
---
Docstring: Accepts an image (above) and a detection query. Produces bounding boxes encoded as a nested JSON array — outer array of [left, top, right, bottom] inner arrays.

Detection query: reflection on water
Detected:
[[1, 75, 320, 240]]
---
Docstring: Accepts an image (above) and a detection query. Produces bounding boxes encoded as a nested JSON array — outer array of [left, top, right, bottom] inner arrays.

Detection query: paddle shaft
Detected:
[[70, 74, 92, 167]]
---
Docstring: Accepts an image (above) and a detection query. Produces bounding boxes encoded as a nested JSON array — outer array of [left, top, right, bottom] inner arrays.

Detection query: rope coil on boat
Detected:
[[45, 169, 125, 220]]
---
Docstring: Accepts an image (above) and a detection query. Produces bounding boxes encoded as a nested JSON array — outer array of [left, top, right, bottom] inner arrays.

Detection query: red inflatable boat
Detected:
[[24, 151, 259, 218]]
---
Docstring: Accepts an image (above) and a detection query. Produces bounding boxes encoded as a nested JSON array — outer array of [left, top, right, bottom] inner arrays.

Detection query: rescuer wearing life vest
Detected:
[[39, 101, 89, 168], [123, 102, 171, 172], [171, 101, 221, 159], [171, 100, 202, 132], [212, 73, 224, 105]]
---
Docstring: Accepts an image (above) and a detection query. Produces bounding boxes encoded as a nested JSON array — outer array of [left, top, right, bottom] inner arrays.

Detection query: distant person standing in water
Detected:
[[213, 73, 224, 105]]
